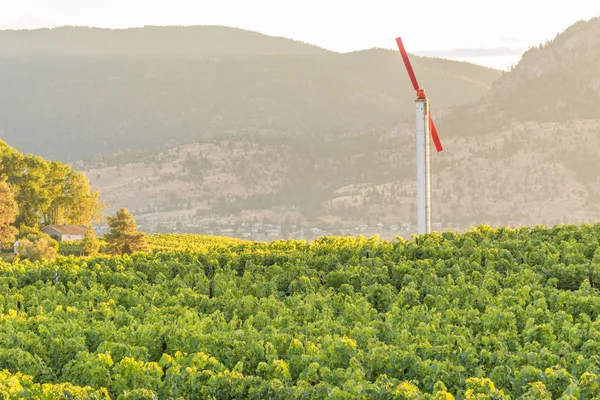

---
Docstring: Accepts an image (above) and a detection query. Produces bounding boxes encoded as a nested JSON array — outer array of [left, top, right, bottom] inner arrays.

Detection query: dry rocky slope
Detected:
[[434, 16, 600, 228], [3, 20, 600, 237]]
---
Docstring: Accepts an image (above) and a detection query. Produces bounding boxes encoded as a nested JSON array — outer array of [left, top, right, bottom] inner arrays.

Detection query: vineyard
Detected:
[[2, 224, 600, 399]]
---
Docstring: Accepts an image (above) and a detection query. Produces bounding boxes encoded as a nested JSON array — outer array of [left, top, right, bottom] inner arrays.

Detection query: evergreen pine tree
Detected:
[[104, 208, 148, 255]]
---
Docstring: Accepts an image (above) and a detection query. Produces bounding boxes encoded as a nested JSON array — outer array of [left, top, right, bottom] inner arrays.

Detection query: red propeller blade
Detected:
[[397, 36, 443, 153], [429, 115, 443, 152], [395, 37, 419, 92]]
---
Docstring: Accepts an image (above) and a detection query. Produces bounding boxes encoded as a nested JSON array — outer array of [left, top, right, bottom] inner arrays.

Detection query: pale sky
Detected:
[[2, 0, 599, 69]]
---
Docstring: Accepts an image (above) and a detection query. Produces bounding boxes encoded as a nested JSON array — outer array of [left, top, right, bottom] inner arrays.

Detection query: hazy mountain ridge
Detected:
[[0, 26, 500, 161], [488, 17, 600, 120], [0, 25, 330, 57]]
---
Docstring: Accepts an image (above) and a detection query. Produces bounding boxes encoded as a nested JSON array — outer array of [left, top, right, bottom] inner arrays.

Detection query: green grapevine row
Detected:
[[1, 224, 600, 398]]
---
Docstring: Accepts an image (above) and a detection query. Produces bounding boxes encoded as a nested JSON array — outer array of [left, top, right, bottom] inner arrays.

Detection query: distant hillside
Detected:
[[80, 118, 600, 237], [73, 18, 600, 237], [0, 26, 500, 160], [488, 17, 600, 121], [438, 17, 600, 141], [431, 17, 600, 228]]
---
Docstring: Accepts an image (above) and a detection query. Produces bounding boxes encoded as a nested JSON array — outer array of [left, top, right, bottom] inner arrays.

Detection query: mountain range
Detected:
[[0, 25, 499, 161], [1, 18, 599, 238]]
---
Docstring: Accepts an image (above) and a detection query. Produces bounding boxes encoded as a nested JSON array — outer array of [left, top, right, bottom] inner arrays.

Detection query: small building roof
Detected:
[[43, 225, 89, 235]]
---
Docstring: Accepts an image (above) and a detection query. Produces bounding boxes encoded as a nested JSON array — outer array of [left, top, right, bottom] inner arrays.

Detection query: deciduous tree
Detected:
[[0, 175, 18, 246], [81, 227, 101, 256], [18, 237, 58, 261], [65, 172, 107, 226], [1, 140, 108, 229]]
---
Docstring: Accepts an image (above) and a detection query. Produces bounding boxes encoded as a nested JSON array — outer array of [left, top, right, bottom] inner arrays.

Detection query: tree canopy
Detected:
[[0, 140, 106, 230], [0, 174, 18, 246]]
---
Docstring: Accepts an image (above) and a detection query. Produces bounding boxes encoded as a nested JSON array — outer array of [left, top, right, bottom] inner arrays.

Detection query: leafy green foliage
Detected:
[[0, 140, 107, 229], [0, 174, 17, 246], [16, 232, 59, 261], [59, 241, 83, 257], [82, 229, 101, 256], [0, 369, 109, 399], [146, 233, 247, 252], [16, 238, 58, 262], [0, 224, 599, 398]]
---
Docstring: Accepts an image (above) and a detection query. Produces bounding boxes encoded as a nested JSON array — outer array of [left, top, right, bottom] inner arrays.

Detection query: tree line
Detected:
[[1, 140, 147, 258], [0, 140, 105, 239]]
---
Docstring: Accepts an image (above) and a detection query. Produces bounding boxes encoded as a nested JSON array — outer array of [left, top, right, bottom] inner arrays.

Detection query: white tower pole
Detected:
[[415, 98, 432, 235]]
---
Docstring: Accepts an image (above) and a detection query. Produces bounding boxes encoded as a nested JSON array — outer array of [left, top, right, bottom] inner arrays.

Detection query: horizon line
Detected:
[[0, 22, 525, 68]]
